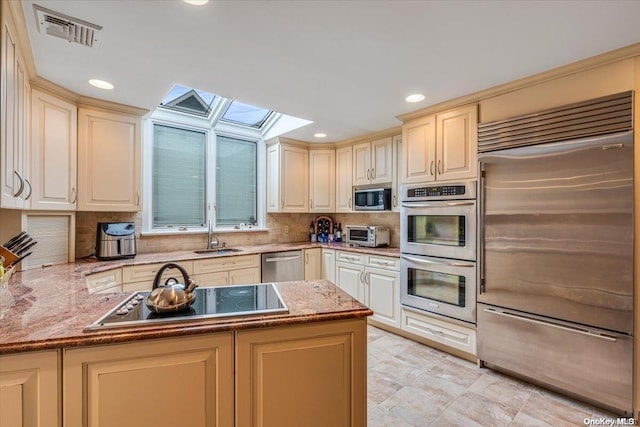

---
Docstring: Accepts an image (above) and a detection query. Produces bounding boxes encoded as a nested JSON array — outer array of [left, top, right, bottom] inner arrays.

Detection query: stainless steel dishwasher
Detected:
[[261, 250, 303, 282]]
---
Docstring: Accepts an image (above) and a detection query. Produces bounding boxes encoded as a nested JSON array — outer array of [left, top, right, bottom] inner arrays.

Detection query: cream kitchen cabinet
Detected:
[[402, 104, 478, 184], [353, 137, 393, 186], [335, 251, 400, 329], [86, 268, 123, 294], [303, 248, 322, 280], [321, 248, 336, 283], [266, 142, 308, 212], [1, 11, 30, 210], [77, 107, 142, 212], [193, 254, 260, 286], [335, 145, 353, 212], [0, 350, 60, 427], [122, 261, 194, 292], [309, 149, 335, 212], [30, 89, 77, 210], [235, 319, 366, 427], [392, 134, 402, 212], [63, 333, 234, 427]]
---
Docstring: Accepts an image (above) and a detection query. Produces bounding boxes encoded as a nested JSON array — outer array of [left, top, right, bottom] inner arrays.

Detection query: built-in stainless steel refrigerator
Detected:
[[476, 91, 634, 416]]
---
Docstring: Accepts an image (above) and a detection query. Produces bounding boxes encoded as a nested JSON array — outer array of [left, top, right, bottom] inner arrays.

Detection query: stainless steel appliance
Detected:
[[261, 250, 303, 282], [399, 181, 477, 324], [400, 182, 476, 261], [477, 91, 634, 415], [96, 222, 136, 260], [353, 187, 391, 211], [345, 225, 390, 247], [85, 283, 288, 331]]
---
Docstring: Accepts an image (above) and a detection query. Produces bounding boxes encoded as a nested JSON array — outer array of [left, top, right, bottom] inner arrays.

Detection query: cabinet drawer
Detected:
[[193, 271, 230, 286], [86, 268, 122, 294], [401, 308, 476, 356], [365, 255, 399, 271], [336, 251, 364, 264], [194, 255, 260, 274], [122, 261, 193, 284]]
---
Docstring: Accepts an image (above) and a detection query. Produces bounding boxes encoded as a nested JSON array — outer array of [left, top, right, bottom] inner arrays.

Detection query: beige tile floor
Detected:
[[367, 325, 621, 427]]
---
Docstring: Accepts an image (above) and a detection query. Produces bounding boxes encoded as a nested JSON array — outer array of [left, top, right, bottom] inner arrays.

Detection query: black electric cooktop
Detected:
[[85, 283, 288, 331]]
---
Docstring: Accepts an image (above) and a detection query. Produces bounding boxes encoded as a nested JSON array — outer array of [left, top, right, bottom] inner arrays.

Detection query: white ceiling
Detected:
[[21, 0, 640, 142]]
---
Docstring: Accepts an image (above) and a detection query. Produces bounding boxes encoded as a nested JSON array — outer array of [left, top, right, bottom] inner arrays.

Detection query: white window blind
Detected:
[[153, 124, 206, 228], [216, 135, 256, 226]]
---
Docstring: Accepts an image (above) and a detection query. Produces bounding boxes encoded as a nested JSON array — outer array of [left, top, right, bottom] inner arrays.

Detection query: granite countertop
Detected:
[[0, 242, 392, 354]]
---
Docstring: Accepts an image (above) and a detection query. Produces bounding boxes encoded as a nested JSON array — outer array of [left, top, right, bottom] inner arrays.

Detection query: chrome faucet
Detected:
[[207, 220, 220, 249]]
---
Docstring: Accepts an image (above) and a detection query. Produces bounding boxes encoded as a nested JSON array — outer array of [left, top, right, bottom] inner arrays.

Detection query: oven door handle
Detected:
[[401, 201, 475, 208], [401, 255, 474, 268]]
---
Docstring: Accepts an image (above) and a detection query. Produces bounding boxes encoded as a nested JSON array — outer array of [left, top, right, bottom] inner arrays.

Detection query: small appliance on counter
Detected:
[[345, 225, 389, 247], [95, 222, 136, 260]]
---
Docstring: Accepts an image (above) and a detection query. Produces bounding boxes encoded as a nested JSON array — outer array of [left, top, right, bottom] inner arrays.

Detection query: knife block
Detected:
[[0, 246, 20, 268]]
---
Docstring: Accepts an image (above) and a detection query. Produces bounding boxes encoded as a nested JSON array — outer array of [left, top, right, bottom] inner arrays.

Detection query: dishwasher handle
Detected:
[[264, 255, 302, 262]]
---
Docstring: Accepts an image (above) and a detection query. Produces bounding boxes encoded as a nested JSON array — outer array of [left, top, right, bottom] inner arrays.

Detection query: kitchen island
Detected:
[[0, 248, 373, 427]]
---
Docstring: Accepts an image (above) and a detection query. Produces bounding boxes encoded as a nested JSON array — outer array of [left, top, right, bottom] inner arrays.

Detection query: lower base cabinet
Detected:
[[63, 333, 234, 427], [236, 319, 367, 427], [0, 350, 60, 427], [401, 307, 476, 357]]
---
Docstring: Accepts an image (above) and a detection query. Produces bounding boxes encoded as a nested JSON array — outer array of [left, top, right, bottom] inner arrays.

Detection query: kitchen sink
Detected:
[[194, 248, 242, 255]]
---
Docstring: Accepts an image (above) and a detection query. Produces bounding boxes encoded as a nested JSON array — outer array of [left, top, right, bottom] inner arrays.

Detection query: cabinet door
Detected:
[[402, 115, 436, 184], [86, 268, 122, 294], [335, 146, 353, 212], [77, 108, 141, 211], [321, 249, 336, 283], [392, 135, 402, 212], [0, 350, 60, 427], [229, 267, 261, 285], [335, 261, 365, 303], [266, 144, 280, 212], [236, 319, 367, 427], [64, 334, 234, 427], [309, 149, 335, 212], [281, 144, 308, 212], [370, 137, 393, 184], [352, 142, 371, 186], [303, 248, 322, 280], [366, 266, 400, 329], [1, 17, 29, 210], [436, 104, 478, 182], [30, 89, 77, 210]]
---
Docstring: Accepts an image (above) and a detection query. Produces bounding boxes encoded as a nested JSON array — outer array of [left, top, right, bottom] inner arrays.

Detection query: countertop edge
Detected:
[[0, 308, 374, 354]]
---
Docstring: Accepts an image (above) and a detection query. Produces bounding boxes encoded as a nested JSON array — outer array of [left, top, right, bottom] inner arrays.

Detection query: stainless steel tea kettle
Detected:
[[145, 263, 198, 313]]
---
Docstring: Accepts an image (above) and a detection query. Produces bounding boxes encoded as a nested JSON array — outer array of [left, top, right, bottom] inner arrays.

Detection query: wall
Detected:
[[75, 211, 401, 257]]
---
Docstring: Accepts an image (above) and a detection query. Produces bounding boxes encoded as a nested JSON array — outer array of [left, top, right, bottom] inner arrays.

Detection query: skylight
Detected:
[[220, 101, 272, 128], [160, 84, 216, 116]]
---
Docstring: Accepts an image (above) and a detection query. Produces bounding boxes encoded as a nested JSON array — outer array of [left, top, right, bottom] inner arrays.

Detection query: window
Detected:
[[220, 101, 272, 128], [152, 124, 206, 228], [216, 135, 257, 226]]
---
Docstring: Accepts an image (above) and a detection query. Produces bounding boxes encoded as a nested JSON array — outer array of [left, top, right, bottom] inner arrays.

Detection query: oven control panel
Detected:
[[402, 181, 476, 201]]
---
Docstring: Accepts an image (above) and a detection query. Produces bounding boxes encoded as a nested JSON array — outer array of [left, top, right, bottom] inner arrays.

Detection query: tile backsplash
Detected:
[[75, 211, 400, 258]]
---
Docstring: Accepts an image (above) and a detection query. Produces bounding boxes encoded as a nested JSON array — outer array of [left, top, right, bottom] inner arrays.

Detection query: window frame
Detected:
[[142, 111, 266, 235]]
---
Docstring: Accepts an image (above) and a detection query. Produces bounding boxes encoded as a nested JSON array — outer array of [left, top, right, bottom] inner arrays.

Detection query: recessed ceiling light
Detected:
[[314, 133, 327, 138], [406, 94, 425, 103], [89, 79, 114, 90], [184, 0, 209, 5]]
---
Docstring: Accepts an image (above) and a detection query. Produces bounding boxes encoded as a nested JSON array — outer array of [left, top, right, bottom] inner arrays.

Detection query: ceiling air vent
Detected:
[[34, 4, 102, 47]]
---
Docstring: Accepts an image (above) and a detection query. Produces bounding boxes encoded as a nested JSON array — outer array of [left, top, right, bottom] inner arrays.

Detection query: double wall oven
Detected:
[[400, 181, 477, 324]]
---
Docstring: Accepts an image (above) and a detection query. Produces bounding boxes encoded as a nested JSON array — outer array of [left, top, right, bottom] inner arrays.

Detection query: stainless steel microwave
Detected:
[[353, 187, 391, 211]]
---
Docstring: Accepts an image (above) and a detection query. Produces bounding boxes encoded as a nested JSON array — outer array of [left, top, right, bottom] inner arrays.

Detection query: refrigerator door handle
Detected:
[[479, 165, 486, 294], [482, 308, 627, 342]]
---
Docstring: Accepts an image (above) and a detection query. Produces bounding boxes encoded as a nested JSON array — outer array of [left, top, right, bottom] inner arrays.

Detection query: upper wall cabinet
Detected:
[[30, 89, 77, 210], [353, 137, 393, 186], [1, 13, 30, 210], [267, 142, 308, 212], [335, 145, 353, 212], [391, 134, 402, 211], [77, 107, 142, 211], [402, 104, 478, 184], [309, 149, 335, 212]]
